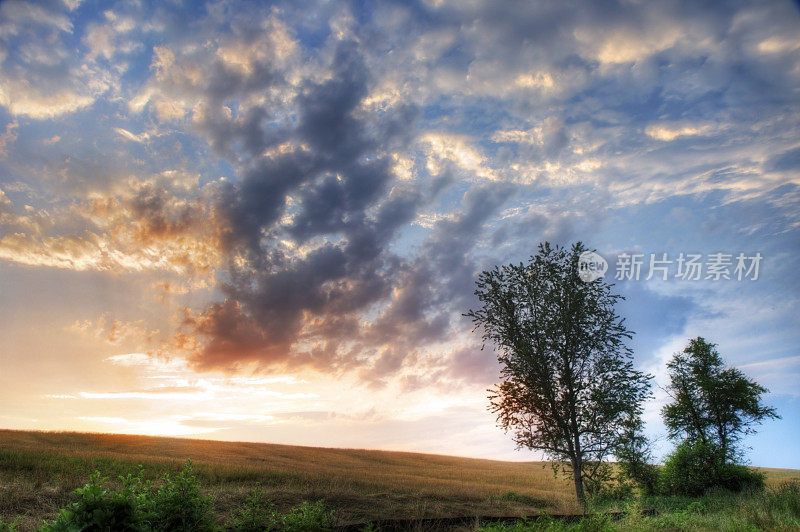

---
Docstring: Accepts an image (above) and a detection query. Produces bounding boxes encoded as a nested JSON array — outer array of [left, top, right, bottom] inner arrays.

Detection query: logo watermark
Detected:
[[577, 252, 762, 283], [578, 251, 608, 282]]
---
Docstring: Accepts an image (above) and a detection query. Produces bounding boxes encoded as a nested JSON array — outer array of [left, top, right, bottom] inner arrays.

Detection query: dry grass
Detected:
[[756, 467, 800, 488], [1, 429, 797, 531], [0, 429, 575, 530]]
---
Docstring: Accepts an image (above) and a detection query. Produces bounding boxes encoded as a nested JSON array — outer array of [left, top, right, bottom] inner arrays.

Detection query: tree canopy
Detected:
[[662, 337, 780, 461]]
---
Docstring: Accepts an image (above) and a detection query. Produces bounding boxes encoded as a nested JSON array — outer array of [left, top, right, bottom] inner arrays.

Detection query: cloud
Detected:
[[0, 120, 18, 158], [114, 128, 151, 143], [445, 343, 500, 385], [0, 1, 113, 119], [575, 22, 683, 65], [0, 183, 225, 275], [176, 41, 429, 372], [67, 316, 160, 346], [76, 415, 223, 436], [769, 146, 800, 172], [645, 123, 716, 142], [78, 388, 209, 400], [0, 82, 97, 119]]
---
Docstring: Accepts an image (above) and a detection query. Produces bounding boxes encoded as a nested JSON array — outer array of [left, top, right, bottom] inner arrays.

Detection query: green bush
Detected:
[[227, 485, 279, 531], [42, 472, 142, 532], [43, 461, 216, 532], [281, 501, 331, 531], [658, 440, 764, 496], [617, 458, 659, 496], [41, 459, 336, 531], [140, 461, 215, 532]]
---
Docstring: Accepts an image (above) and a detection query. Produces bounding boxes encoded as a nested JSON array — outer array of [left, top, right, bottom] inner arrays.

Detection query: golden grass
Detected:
[[1, 429, 797, 530], [758, 467, 800, 488], [0, 429, 575, 530]]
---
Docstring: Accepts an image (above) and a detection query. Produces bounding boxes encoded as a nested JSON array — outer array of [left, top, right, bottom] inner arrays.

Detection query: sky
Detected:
[[0, 0, 798, 468]]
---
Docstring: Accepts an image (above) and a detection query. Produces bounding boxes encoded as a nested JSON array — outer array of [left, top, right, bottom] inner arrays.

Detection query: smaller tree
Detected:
[[662, 337, 779, 463], [615, 412, 659, 496]]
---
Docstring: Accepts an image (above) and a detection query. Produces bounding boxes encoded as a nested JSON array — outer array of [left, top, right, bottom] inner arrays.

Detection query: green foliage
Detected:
[[658, 440, 764, 496], [741, 481, 800, 529], [613, 415, 659, 496], [0, 516, 19, 532], [140, 461, 215, 532], [281, 501, 332, 531], [662, 337, 779, 460], [467, 242, 652, 502], [226, 485, 279, 531], [42, 461, 215, 532], [481, 482, 800, 530], [639, 481, 800, 530], [480, 511, 615, 531], [42, 471, 142, 532], [586, 478, 634, 506], [657, 337, 778, 497], [40, 461, 334, 532]]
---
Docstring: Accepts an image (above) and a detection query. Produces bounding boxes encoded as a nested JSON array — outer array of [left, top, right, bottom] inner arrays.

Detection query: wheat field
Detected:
[[1, 429, 797, 530]]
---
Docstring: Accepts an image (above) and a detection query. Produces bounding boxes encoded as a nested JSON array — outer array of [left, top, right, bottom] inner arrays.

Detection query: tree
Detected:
[[466, 242, 651, 503], [614, 412, 659, 495], [662, 337, 779, 462]]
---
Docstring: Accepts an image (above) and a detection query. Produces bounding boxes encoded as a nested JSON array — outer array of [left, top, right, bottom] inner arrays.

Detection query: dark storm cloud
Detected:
[[186, 31, 520, 372], [187, 41, 454, 371]]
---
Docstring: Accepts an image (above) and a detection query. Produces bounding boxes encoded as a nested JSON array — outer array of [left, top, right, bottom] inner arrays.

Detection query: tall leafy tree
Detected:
[[467, 242, 651, 502], [662, 337, 779, 461]]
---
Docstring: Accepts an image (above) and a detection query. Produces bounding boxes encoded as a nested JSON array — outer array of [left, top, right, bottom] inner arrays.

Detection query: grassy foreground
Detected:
[[1, 429, 798, 531], [480, 484, 800, 531]]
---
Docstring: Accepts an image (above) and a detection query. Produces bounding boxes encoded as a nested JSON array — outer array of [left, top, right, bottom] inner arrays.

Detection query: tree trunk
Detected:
[[572, 457, 585, 504]]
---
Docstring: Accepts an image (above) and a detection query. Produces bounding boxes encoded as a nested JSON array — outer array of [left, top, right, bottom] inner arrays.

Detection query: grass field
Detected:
[[0, 429, 577, 530], [1, 429, 798, 531]]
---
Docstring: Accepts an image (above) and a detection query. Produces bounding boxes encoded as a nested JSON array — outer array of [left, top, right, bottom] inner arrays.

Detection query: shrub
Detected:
[[42, 472, 142, 532], [43, 460, 217, 532], [586, 478, 634, 506], [141, 460, 215, 532], [582, 462, 635, 504], [281, 501, 332, 531], [658, 440, 764, 496], [617, 457, 659, 496], [227, 485, 279, 531]]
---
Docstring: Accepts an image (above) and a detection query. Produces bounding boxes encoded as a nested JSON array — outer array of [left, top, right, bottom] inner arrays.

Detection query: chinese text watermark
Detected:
[[578, 252, 762, 282]]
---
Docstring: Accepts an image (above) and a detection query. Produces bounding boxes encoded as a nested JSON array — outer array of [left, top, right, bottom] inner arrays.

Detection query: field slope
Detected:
[[0, 429, 575, 529], [1, 429, 797, 530]]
